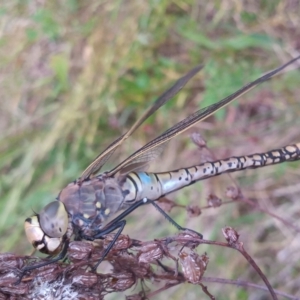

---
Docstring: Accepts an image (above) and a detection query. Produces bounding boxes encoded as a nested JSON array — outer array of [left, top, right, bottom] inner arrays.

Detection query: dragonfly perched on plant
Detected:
[[21, 56, 300, 281]]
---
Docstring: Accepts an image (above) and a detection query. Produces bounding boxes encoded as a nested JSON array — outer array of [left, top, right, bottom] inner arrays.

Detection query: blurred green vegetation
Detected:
[[1, 1, 300, 299]]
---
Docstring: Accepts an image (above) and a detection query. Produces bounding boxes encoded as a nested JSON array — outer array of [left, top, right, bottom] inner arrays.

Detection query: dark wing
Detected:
[[107, 55, 300, 176], [79, 64, 204, 182]]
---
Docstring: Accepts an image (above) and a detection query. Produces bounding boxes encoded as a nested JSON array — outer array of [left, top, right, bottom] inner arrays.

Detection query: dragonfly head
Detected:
[[24, 201, 69, 254]]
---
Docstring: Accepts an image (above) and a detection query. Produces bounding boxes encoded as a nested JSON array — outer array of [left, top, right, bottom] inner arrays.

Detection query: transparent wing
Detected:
[[79, 64, 204, 182], [108, 55, 300, 176], [118, 143, 166, 175]]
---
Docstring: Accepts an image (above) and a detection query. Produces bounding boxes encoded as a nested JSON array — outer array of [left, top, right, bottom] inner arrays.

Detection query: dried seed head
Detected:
[[0, 273, 29, 294], [0, 253, 24, 270], [31, 264, 62, 282], [0, 232, 208, 298], [176, 230, 203, 249], [103, 234, 132, 251], [186, 205, 201, 218], [137, 241, 163, 263], [110, 251, 150, 278], [68, 241, 94, 263], [108, 272, 135, 291], [225, 186, 240, 200], [222, 226, 240, 245], [207, 194, 222, 207], [179, 251, 209, 284], [72, 270, 98, 287]]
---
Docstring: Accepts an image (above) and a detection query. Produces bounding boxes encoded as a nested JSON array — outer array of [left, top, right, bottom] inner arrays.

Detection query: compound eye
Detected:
[[24, 216, 44, 246], [39, 201, 68, 238]]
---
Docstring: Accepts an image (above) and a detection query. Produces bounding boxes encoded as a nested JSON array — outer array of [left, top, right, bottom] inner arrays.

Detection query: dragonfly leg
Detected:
[[148, 199, 203, 239], [15, 238, 70, 285], [88, 196, 203, 271], [91, 220, 126, 271], [81, 199, 150, 270]]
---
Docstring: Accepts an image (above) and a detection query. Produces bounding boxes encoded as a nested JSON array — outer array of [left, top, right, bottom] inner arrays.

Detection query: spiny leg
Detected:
[[89, 197, 203, 271], [86, 199, 150, 270], [91, 220, 126, 271], [16, 238, 70, 284], [146, 198, 203, 239]]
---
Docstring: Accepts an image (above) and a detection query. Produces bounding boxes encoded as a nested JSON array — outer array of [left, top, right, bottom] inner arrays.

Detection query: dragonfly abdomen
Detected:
[[160, 143, 300, 195], [122, 143, 300, 202]]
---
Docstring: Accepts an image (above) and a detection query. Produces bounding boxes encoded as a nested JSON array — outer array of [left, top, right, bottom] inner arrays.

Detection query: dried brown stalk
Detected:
[[0, 230, 296, 300]]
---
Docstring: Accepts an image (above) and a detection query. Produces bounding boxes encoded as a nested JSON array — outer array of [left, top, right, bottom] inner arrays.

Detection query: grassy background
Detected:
[[1, 1, 300, 299]]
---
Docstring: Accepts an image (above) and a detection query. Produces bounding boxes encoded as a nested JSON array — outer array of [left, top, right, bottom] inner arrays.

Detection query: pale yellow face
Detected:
[[24, 201, 68, 254]]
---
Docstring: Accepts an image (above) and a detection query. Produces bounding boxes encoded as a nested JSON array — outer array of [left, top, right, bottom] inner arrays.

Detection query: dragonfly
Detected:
[[21, 56, 300, 281]]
